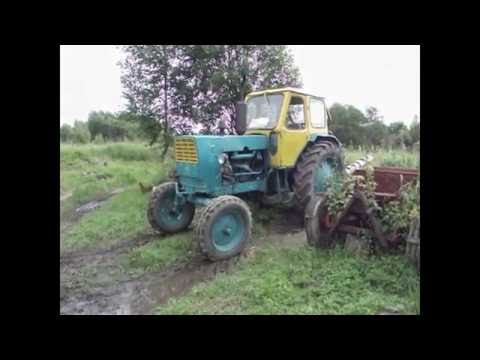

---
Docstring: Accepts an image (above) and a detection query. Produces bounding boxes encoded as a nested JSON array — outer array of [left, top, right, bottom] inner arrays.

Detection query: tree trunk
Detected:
[[163, 45, 169, 130]]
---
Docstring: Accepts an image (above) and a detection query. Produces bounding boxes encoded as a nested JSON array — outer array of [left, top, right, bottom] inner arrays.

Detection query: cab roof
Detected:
[[246, 87, 324, 99]]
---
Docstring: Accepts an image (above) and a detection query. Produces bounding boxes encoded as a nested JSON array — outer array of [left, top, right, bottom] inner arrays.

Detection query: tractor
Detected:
[[147, 88, 345, 261]]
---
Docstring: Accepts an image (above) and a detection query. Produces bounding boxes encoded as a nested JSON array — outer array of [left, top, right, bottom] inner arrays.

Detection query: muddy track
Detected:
[[60, 188, 128, 252], [60, 202, 307, 315], [61, 232, 162, 264], [60, 253, 241, 315]]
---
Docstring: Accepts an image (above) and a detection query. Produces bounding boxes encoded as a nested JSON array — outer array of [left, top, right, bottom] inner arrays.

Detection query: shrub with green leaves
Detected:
[[325, 166, 379, 218], [378, 179, 420, 238], [324, 165, 419, 240]]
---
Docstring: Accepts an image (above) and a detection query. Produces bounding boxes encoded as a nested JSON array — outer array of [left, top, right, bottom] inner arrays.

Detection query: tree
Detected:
[[60, 124, 73, 143], [363, 106, 388, 147], [120, 45, 302, 149], [87, 111, 139, 142], [409, 115, 420, 145], [388, 121, 408, 135], [365, 106, 383, 123], [70, 120, 90, 144], [365, 121, 389, 148], [388, 121, 409, 148], [329, 103, 368, 147], [88, 111, 114, 141]]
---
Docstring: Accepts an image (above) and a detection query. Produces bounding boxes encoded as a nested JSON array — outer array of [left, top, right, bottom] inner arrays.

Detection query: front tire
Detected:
[[147, 182, 195, 233], [194, 196, 252, 261]]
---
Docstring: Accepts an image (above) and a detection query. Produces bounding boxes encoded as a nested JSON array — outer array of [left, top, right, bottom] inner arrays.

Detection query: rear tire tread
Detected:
[[292, 140, 344, 211]]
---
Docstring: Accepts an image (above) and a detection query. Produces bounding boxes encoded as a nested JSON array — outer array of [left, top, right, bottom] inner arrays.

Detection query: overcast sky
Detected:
[[60, 45, 420, 126]]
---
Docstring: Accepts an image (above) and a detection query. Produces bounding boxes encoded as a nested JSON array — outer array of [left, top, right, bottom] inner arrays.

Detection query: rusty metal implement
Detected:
[[305, 159, 419, 252]]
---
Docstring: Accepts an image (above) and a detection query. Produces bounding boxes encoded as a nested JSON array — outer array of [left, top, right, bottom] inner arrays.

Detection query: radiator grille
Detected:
[[175, 138, 198, 163]]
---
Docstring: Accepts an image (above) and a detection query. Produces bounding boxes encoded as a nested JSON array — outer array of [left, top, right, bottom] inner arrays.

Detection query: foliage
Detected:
[[378, 180, 420, 237], [60, 142, 173, 248], [93, 134, 105, 144], [61, 112, 145, 144], [408, 116, 420, 146], [324, 173, 355, 217], [325, 166, 379, 218], [345, 147, 419, 169], [120, 45, 302, 149], [87, 111, 142, 142], [156, 245, 419, 315], [69, 120, 90, 144], [324, 161, 419, 240], [329, 103, 419, 150], [329, 103, 369, 147], [60, 123, 73, 142], [128, 233, 192, 272]]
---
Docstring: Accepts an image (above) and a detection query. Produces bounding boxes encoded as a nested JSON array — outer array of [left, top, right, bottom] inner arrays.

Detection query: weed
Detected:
[[128, 233, 193, 272], [156, 245, 419, 315]]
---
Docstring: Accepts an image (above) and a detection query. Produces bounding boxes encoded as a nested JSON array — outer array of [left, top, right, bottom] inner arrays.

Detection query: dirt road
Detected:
[[60, 202, 306, 315]]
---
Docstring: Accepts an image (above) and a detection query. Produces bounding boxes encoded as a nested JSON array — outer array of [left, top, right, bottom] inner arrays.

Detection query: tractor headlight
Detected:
[[218, 153, 228, 165]]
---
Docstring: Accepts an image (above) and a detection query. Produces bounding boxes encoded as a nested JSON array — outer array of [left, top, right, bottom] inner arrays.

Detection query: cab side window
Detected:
[[310, 98, 326, 128], [286, 96, 305, 130]]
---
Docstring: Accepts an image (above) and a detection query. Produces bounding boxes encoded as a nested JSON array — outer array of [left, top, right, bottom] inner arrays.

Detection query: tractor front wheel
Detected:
[[194, 196, 252, 261], [147, 182, 195, 233]]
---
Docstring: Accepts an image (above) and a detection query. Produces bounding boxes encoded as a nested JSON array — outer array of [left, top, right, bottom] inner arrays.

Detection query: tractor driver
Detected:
[[286, 99, 305, 130]]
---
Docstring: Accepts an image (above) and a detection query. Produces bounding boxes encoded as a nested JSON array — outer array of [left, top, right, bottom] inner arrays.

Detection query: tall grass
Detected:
[[156, 245, 420, 315], [60, 142, 172, 163], [60, 142, 174, 221], [345, 147, 419, 169]]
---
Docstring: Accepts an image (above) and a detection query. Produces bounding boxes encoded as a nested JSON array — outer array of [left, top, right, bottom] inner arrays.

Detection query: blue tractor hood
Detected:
[[190, 135, 268, 152], [174, 135, 268, 195]]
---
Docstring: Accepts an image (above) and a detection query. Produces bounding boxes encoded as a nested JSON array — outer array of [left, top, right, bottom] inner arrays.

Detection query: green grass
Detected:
[[127, 232, 193, 272], [345, 147, 419, 169], [60, 142, 177, 253], [62, 189, 150, 251], [61, 142, 173, 208], [61, 141, 420, 314], [156, 245, 420, 315]]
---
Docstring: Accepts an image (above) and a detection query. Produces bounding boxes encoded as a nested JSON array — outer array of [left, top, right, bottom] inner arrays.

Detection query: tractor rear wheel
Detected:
[[194, 196, 252, 261], [292, 140, 344, 211], [147, 182, 195, 233]]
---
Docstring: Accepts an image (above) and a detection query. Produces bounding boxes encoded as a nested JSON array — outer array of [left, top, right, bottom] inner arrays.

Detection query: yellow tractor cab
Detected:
[[244, 87, 337, 168]]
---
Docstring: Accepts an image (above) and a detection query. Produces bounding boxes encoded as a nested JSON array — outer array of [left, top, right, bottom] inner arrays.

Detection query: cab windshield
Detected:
[[246, 94, 284, 130]]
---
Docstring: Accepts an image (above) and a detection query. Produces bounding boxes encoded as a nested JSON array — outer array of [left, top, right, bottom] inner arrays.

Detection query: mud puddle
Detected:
[[73, 187, 127, 215], [60, 254, 239, 315]]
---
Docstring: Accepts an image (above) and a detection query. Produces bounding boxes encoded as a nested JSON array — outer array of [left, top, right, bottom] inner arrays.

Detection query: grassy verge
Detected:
[[127, 232, 193, 272], [156, 245, 420, 315], [62, 189, 149, 251], [60, 142, 175, 254], [60, 142, 173, 215], [345, 148, 419, 169]]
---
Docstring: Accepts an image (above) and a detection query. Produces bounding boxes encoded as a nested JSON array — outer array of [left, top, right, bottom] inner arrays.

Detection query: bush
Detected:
[[60, 124, 73, 143], [70, 121, 90, 144], [93, 134, 105, 144], [98, 143, 155, 161]]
